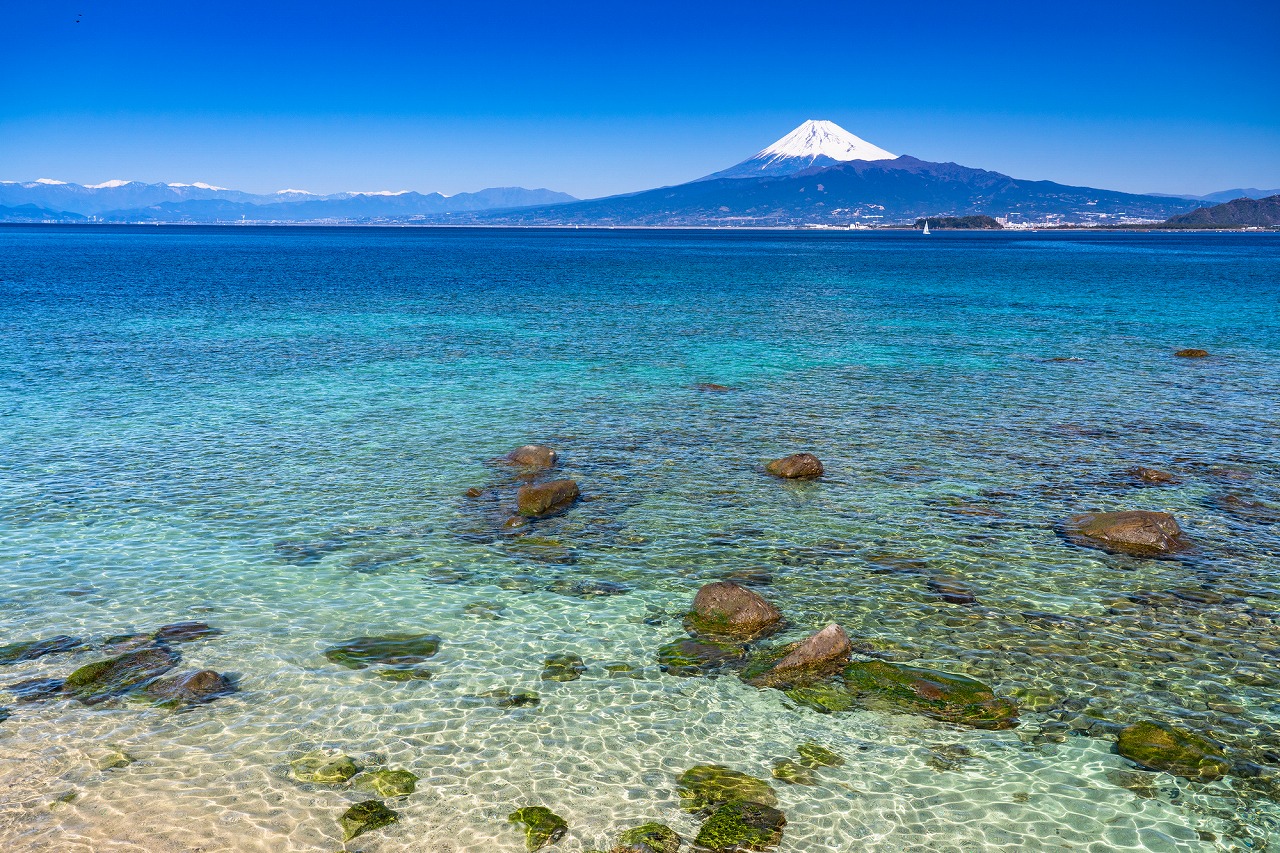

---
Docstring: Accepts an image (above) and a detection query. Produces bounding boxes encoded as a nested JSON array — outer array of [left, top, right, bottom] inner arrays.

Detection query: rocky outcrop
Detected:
[[676, 765, 777, 814], [1062, 511, 1190, 558], [1174, 349, 1209, 358], [64, 647, 180, 705], [517, 479, 580, 517], [747, 625, 851, 688], [505, 445, 559, 469], [764, 453, 823, 480], [694, 800, 786, 852], [687, 582, 782, 641], [508, 806, 568, 851], [1117, 721, 1230, 781]]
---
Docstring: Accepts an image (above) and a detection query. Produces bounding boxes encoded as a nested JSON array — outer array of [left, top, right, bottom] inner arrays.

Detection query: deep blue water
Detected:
[[1, 226, 1278, 852]]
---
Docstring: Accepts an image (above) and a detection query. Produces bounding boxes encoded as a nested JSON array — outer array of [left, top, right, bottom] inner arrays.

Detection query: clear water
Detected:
[[1, 226, 1278, 852]]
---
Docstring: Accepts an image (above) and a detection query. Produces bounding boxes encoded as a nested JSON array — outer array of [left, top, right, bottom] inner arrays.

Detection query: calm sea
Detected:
[[1, 226, 1278, 851]]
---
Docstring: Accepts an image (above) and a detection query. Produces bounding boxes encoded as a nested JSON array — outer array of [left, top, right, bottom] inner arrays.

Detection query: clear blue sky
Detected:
[[2, 0, 1277, 198]]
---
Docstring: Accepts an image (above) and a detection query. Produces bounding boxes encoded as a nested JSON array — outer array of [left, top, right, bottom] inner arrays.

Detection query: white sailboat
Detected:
[[922, 219, 931, 235]]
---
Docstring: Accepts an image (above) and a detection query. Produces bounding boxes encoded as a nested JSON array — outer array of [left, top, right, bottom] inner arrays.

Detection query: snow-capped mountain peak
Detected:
[[275, 188, 314, 195], [87, 179, 133, 189], [699, 119, 897, 181], [756, 119, 895, 165], [35, 178, 68, 185]]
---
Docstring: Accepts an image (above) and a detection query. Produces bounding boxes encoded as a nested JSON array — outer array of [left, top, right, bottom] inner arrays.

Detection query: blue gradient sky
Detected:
[[2, 1, 1277, 198]]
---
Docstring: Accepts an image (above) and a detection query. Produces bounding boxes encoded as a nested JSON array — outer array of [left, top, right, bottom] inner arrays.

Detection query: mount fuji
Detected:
[[701, 119, 897, 180]]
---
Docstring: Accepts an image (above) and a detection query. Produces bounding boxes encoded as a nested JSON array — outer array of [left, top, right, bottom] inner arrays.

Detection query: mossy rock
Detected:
[[0, 636, 86, 665], [290, 752, 359, 784], [508, 805, 568, 851], [152, 622, 222, 644], [64, 647, 180, 705], [340, 799, 398, 841], [378, 667, 434, 682], [352, 769, 419, 797], [796, 743, 844, 768], [675, 765, 777, 814], [93, 748, 135, 770], [322, 633, 441, 670], [693, 800, 786, 852], [782, 683, 860, 714], [843, 661, 1018, 730], [1116, 721, 1230, 782], [541, 653, 587, 682], [771, 758, 816, 786], [657, 638, 745, 677], [477, 688, 541, 708], [613, 821, 680, 853], [136, 669, 235, 708], [604, 663, 643, 679]]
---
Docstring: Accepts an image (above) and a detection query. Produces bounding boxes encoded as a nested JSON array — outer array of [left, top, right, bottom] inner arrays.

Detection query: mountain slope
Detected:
[[702, 119, 896, 180], [1163, 195, 1280, 227], [475, 156, 1205, 226]]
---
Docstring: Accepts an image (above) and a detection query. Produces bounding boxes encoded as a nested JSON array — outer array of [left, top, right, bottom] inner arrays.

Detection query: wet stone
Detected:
[[341, 799, 398, 842], [693, 800, 786, 852], [765, 452, 823, 480], [1174, 348, 1210, 358], [290, 752, 359, 784], [541, 653, 586, 682], [746, 624, 852, 689], [771, 758, 817, 785], [783, 683, 860, 714], [64, 646, 181, 705], [322, 633, 441, 670], [517, 479, 580, 518], [796, 742, 844, 768], [1061, 511, 1190, 558], [1129, 466, 1179, 485], [0, 636, 86, 665], [352, 769, 419, 797], [477, 688, 542, 708], [6, 678, 65, 702], [153, 622, 221, 644], [504, 444, 559, 469], [687, 581, 782, 642], [613, 822, 681, 853], [657, 638, 746, 677], [1116, 721, 1230, 782], [508, 805, 568, 851], [676, 765, 777, 814], [843, 661, 1018, 730], [138, 669, 235, 707], [378, 667, 433, 682]]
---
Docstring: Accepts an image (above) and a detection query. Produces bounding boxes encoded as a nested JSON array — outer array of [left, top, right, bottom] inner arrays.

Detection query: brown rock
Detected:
[[1174, 349, 1209, 358], [765, 453, 824, 480], [1063, 511, 1190, 558], [1129, 467, 1179, 485], [141, 669, 235, 706], [695, 383, 732, 392], [928, 575, 977, 605], [749, 624, 851, 688], [516, 479, 580, 518], [688, 581, 782, 641], [504, 445, 559, 469]]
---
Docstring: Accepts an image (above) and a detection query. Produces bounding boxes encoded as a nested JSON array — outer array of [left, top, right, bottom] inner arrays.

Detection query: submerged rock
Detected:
[[378, 667, 433, 682], [322, 633, 441, 670], [693, 800, 786, 852], [353, 769, 419, 797], [7, 677, 65, 702], [508, 805, 568, 851], [782, 683, 860, 714], [517, 479, 581, 517], [687, 582, 782, 642], [613, 822, 681, 853], [675, 765, 777, 814], [541, 653, 587, 682], [505, 445, 559, 469], [290, 752, 359, 784], [64, 647, 180, 705], [657, 638, 746, 677], [747, 624, 851, 688], [1174, 348, 1209, 358], [153, 622, 222, 644], [695, 383, 732, 392], [771, 758, 816, 786], [796, 743, 844, 768], [927, 576, 977, 605], [138, 669, 234, 707], [476, 687, 541, 708], [843, 661, 1018, 730], [1129, 467, 1179, 485], [1062, 510, 1190, 558], [0, 636, 86, 665], [548, 578, 631, 598], [1116, 721, 1230, 782], [341, 799, 398, 841], [765, 453, 823, 480]]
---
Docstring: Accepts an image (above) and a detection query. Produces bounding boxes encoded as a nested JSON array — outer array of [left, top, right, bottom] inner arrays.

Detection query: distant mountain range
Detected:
[[1163, 195, 1280, 227], [1, 120, 1272, 226]]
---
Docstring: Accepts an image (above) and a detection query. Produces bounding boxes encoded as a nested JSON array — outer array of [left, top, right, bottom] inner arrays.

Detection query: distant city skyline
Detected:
[[2, 0, 1277, 199]]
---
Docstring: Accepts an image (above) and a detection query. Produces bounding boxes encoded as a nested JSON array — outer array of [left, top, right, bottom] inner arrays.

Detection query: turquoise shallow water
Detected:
[[1, 225, 1278, 851]]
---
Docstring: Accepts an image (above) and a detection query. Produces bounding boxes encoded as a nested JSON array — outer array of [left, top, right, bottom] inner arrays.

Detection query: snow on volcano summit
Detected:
[[700, 119, 897, 180]]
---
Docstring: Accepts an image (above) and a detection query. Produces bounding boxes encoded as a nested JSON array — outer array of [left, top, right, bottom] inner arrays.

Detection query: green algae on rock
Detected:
[[541, 653, 587, 682], [508, 805, 568, 851], [693, 800, 786, 852], [152, 622, 222, 644], [352, 769, 419, 797], [796, 742, 844, 768], [378, 667, 434, 682], [675, 765, 777, 814], [613, 822, 681, 853], [476, 687, 541, 708], [340, 799, 398, 841], [686, 582, 782, 642], [0, 636, 86, 665], [782, 683, 860, 714], [657, 638, 746, 677], [516, 479, 580, 518], [843, 661, 1018, 730], [322, 633, 441, 670], [771, 758, 816, 786], [1117, 721, 1230, 781], [1061, 511, 1190, 558], [64, 646, 180, 705], [746, 624, 851, 688], [290, 752, 360, 784], [137, 669, 234, 708]]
